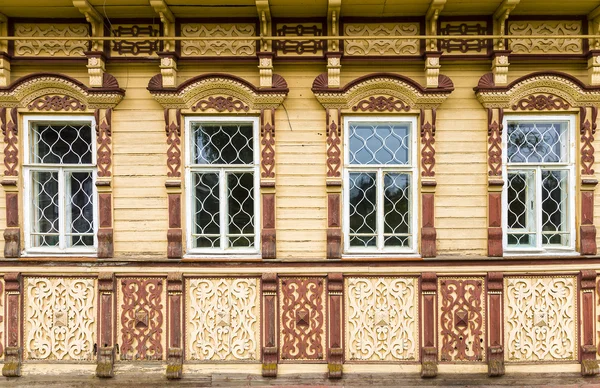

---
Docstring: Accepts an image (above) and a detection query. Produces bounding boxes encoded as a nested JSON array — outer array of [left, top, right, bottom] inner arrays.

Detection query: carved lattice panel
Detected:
[[111, 24, 160, 57], [438, 277, 486, 362], [274, 23, 324, 57], [180, 24, 256, 56], [24, 277, 97, 360], [279, 277, 327, 361], [508, 21, 583, 54], [186, 277, 260, 361], [504, 276, 577, 362], [345, 277, 419, 362], [117, 277, 166, 361], [13, 23, 89, 57]]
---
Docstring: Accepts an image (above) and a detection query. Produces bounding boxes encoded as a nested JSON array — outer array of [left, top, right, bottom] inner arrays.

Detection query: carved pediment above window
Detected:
[[352, 96, 411, 112], [27, 95, 86, 111], [191, 96, 250, 113], [511, 94, 570, 111]]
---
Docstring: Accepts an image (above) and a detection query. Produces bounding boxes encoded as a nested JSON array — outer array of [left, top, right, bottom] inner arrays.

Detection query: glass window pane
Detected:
[[507, 121, 568, 163], [193, 173, 220, 248], [541, 170, 569, 246], [383, 173, 411, 248], [349, 122, 410, 165], [31, 171, 59, 247], [227, 172, 255, 248], [192, 122, 254, 165], [32, 122, 93, 164], [66, 172, 94, 247], [349, 172, 377, 247], [507, 171, 536, 248]]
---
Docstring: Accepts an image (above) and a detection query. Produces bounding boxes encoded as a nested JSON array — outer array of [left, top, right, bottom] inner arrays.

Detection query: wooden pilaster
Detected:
[[2, 272, 21, 377], [166, 272, 183, 379], [487, 272, 504, 376], [262, 273, 278, 377], [326, 108, 342, 259], [95, 108, 114, 258], [421, 272, 437, 377], [1, 107, 20, 258], [260, 107, 277, 259], [580, 106, 598, 255], [420, 109, 437, 258], [165, 108, 183, 259], [581, 270, 599, 375], [487, 108, 504, 257], [96, 272, 115, 378], [327, 273, 343, 379]]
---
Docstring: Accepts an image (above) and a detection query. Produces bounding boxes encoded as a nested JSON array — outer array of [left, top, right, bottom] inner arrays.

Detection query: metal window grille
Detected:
[[188, 121, 258, 253], [505, 119, 572, 251], [25, 119, 96, 252], [345, 120, 415, 253]]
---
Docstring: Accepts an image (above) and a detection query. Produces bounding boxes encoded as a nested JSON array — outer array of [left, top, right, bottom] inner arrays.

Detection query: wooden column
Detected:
[[166, 272, 183, 379], [1, 108, 20, 258], [95, 108, 114, 258], [420, 109, 437, 258], [421, 272, 437, 377], [96, 272, 115, 377], [165, 108, 183, 259], [326, 108, 342, 259], [580, 106, 598, 255], [327, 273, 343, 379], [581, 270, 599, 375], [487, 272, 504, 376], [261, 108, 276, 259], [262, 273, 278, 377], [2, 273, 21, 377], [487, 108, 504, 257]]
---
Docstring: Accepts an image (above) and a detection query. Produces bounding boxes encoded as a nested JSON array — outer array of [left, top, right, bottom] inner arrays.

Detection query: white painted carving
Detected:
[[504, 276, 577, 362], [24, 277, 96, 360], [14, 24, 89, 57], [344, 23, 420, 56], [181, 24, 256, 56], [345, 277, 418, 361], [508, 21, 582, 54], [186, 278, 260, 361]]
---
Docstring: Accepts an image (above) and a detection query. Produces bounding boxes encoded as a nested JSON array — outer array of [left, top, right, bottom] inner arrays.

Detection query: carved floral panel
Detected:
[[345, 277, 419, 361], [344, 23, 420, 56], [24, 277, 96, 361], [508, 21, 583, 54], [279, 277, 327, 361], [504, 276, 577, 362], [438, 277, 485, 362], [13, 23, 89, 57], [186, 277, 260, 361], [181, 24, 256, 56], [117, 277, 166, 361]]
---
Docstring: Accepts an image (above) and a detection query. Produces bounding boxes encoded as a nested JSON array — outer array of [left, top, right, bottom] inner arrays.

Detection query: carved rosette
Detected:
[[279, 277, 327, 361], [438, 277, 486, 362], [186, 277, 260, 361], [117, 277, 166, 361], [345, 277, 419, 362], [23, 277, 97, 361], [504, 276, 577, 362]]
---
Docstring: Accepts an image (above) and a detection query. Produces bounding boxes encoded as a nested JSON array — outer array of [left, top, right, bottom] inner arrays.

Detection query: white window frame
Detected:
[[501, 114, 576, 255], [22, 114, 98, 255], [343, 115, 419, 255], [185, 116, 260, 255]]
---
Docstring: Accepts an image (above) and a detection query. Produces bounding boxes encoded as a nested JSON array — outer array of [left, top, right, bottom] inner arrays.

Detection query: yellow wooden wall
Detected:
[[1, 61, 597, 259]]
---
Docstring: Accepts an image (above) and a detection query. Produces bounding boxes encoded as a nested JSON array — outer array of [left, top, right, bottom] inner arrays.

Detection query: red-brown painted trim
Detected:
[[262, 193, 276, 260], [488, 192, 503, 257], [312, 72, 454, 93], [147, 72, 289, 94], [487, 272, 504, 377], [327, 273, 343, 378], [581, 191, 597, 255], [421, 193, 436, 258], [474, 71, 600, 92], [2, 272, 21, 377], [166, 272, 183, 379], [0, 72, 124, 94], [5, 192, 18, 228], [262, 273, 278, 377], [421, 272, 437, 377]]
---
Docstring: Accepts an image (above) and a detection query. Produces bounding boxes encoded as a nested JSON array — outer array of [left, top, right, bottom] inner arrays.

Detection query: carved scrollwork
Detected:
[[420, 109, 436, 177], [95, 108, 112, 178], [27, 95, 86, 111], [511, 94, 570, 111], [344, 23, 420, 56], [164, 109, 182, 178], [351, 96, 410, 112], [508, 21, 582, 54], [1, 107, 18, 177], [261, 108, 275, 179], [326, 109, 342, 179], [181, 24, 256, 56], [580, 106, 597, 176], [488, 108, 503, 177], [112, 25, 160, 56], [14, 23, 89, 57], [191, 96, 250, 112]]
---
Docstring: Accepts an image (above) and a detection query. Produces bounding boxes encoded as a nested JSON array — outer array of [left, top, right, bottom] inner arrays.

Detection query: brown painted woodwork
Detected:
[[327, 228, 342, 260], [488, 191, 503, 257], [421, 193, 436, 258], [581, 191, 597, 255], [312, 72, 455, 94], [2, 272, 21, 377], [165, 109, 182, 179], [262, 273, 278, 377], [166, 273, 183, 379], [167, 192, 182, 259], [580, 106, 597, 176], [260, 108, 276, 179], [97, 272, 115, 378], [581, 270, 598, 376], [487, 108, 503, 177], [475, 71, 600, 93], [168, 193, 181, 229], [97, 228, 114, 259], [487, 272, 504, 377], [98, 193, 112, 228], [420, 109, 436, 178], [1, 107, 18, 178], [326, 108, 341, 179], [327, 192, 342, 260], [327, 273, 343, 379], [262, 193, 276, 260], [95, 108, 113, 178], [328, 194, 340, 228], [112, 25, 160, 56], [512, 94, 570, 111], [352, 96, 410, 112], [192, 96, 249, 112], [28, 95, 86, 111], [421, 272, 437, 378]]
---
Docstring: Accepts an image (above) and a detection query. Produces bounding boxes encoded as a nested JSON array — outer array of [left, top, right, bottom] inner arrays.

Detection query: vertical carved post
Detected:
[[420, 109, 437, 258], [262, 273, 278, 377], [158, 52, 178, 88], [326, 108, 342, 259], [86, 51, 106, 88], [421, 272, 437, 378], [261, 108, 276, 259], [487, 272, 504, 376], [587, 51, 600, 85], [327, 273, 343, 378], [581, 270, 599, 375], [96, 272, 115, 377], [580, 106, 598, 255], [95, 108, 114, 258], [258, 53, 274, 88], [2, 273, 21, 377], [0, 52, 10, 88], [165, 108, 183, 258], [166, 272, 183, 379], [2, 107, 20, 258], [491, 51, 511, 86], [487, 108, 504, 257]]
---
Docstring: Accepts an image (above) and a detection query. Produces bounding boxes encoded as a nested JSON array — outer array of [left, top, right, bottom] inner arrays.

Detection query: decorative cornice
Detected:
[[311, 72, 454, 110], [0, 72, 124, 109], [147, 73, 289, 110]]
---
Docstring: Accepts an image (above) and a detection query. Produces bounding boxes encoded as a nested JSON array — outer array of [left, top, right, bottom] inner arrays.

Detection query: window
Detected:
[[23, 115, 97, 253], [343, 116, 418, 254], [185, 117, 259, 254], [503, 115, 575, 253]]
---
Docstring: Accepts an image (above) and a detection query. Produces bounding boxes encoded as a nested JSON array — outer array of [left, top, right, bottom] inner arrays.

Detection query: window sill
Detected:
[[182, 253, 262, 261], [503, 250, 580, 258], [341, 253, 422, 261]]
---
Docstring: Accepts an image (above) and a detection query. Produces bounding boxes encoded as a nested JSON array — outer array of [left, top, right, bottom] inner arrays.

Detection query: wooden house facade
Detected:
[[0, 0, 599, 381]]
